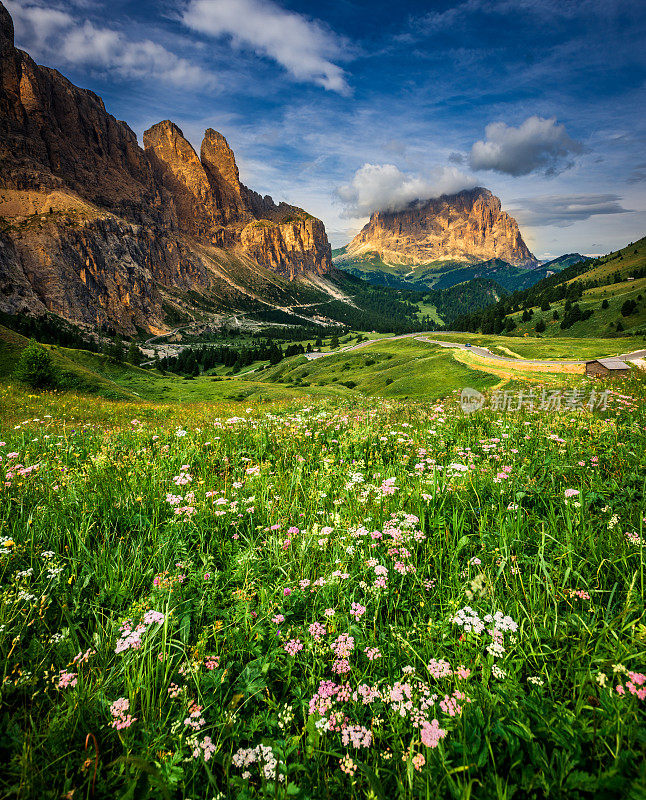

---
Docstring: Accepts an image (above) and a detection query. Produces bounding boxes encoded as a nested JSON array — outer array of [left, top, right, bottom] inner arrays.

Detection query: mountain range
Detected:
[[332, 193, 589, 294], [0, 0, 613, 338], [0, 1, 332, 335]]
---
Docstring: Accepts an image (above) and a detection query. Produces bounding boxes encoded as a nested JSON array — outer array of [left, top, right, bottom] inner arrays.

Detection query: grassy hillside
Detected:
[[259, 338, 562, 398], [505, 275, 646, 338], [428, 332, 643, 360], [0, 325, 355, 405], [451, 236, 646, 338], [2, 320, 641, 419]]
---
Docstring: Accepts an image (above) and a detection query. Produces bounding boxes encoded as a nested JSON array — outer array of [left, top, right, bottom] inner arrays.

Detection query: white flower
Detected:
[[492, 664, 507, 679], [486, 641, 505, 658]]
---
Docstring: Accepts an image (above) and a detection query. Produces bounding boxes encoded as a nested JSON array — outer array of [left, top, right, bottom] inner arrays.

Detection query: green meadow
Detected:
[[1, 329, 645, 800]]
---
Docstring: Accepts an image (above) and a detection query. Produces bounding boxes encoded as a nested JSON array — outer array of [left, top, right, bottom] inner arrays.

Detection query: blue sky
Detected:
[[7, 0, 646, 258]]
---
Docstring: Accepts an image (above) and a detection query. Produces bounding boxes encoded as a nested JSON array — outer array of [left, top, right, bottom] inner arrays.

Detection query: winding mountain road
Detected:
[[304, 332, 646, 367]]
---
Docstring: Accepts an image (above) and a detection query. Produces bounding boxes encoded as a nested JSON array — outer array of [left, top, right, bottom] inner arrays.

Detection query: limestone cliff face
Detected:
[[200, 128, 246, 223], [346, 188, 536, 267], [0, 1, 331, 333], [241, 216, 331, 280], [142, 120, 331, 278]]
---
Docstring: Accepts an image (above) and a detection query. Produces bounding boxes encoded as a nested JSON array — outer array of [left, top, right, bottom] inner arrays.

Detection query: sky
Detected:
[[6, 0, 646, 258]]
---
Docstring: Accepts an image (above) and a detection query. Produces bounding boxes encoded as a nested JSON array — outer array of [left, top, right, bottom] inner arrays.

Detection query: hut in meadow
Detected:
[[585, 358, 630, 378]]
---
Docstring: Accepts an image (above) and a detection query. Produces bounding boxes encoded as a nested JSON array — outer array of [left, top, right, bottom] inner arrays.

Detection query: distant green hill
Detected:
[[450, 236, 646, 338], [333, 249, 581, 293]]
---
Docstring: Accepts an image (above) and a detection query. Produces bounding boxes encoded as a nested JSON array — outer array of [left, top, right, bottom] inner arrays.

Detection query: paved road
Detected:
[[304, 332, 646, 367], [415, 338, 586, 366]]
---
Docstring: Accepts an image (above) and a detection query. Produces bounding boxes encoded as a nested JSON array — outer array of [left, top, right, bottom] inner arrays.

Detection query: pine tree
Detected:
[[111, 335, 125, 363], [127, 340, 143, 366]]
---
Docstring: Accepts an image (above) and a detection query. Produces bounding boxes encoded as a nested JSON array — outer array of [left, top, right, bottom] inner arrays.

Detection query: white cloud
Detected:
[[511, 193, 632, 227], [336, 163, 477, 218], [6, 0, 214, 88], [469, 116, 583, 176], [182, 0, 349, 94]]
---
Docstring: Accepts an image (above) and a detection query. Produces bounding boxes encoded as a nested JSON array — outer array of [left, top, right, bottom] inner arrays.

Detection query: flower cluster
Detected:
[[110, 698, 137, 730], [232, 743, 284, 782]]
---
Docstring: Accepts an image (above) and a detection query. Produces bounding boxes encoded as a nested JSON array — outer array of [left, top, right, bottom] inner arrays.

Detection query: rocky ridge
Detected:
[[0, 1, 331, 334], [344, 188, 536, 267]]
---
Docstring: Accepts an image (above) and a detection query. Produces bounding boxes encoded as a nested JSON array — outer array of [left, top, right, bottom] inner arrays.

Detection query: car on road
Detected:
[[464, 343, 472, 348]]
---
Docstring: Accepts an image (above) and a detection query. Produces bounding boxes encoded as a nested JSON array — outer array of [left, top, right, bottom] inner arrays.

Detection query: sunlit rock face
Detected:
[[347, 188, 537, 267], [0, 1, 332, 333]]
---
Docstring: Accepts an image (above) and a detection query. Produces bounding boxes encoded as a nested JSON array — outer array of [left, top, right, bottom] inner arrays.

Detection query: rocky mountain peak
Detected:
[[143, 120, 211, 202], [347, 187, 536, 267], [201, 128, 241, 193], [0, 1, 332, 334], [0, 1, 13, 44], [143, 119, 217, 237]]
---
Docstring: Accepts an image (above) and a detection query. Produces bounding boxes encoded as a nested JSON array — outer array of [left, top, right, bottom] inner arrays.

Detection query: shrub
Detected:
[[13, 339, 58, 388]]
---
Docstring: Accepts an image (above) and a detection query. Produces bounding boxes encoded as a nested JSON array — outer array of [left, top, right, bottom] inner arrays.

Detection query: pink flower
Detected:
[[308, 621, 327, 641], [341, 724, 372, 749], [420, 719, 447, 748], [193, 735, 216, 761], [332, 658, 351, 675], [283, 638, 303, 656], [110, 697, 137, 730], [331, 633, 355, 658], [283, 588, 292, 597], [564, 489, 580, 498], [184, 702, 206, 730], [412, 753, 426, 771], [57, 671, 77, 689], [143, 610, 165, 626]]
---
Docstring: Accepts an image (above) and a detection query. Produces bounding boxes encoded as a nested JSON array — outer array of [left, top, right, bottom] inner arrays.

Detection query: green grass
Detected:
[[565, 237, 646, 285], [430, 331, 645, 360], [414, 300, 443, 323], [261, 340, 501, 398], [1, 373, 645, 799]]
